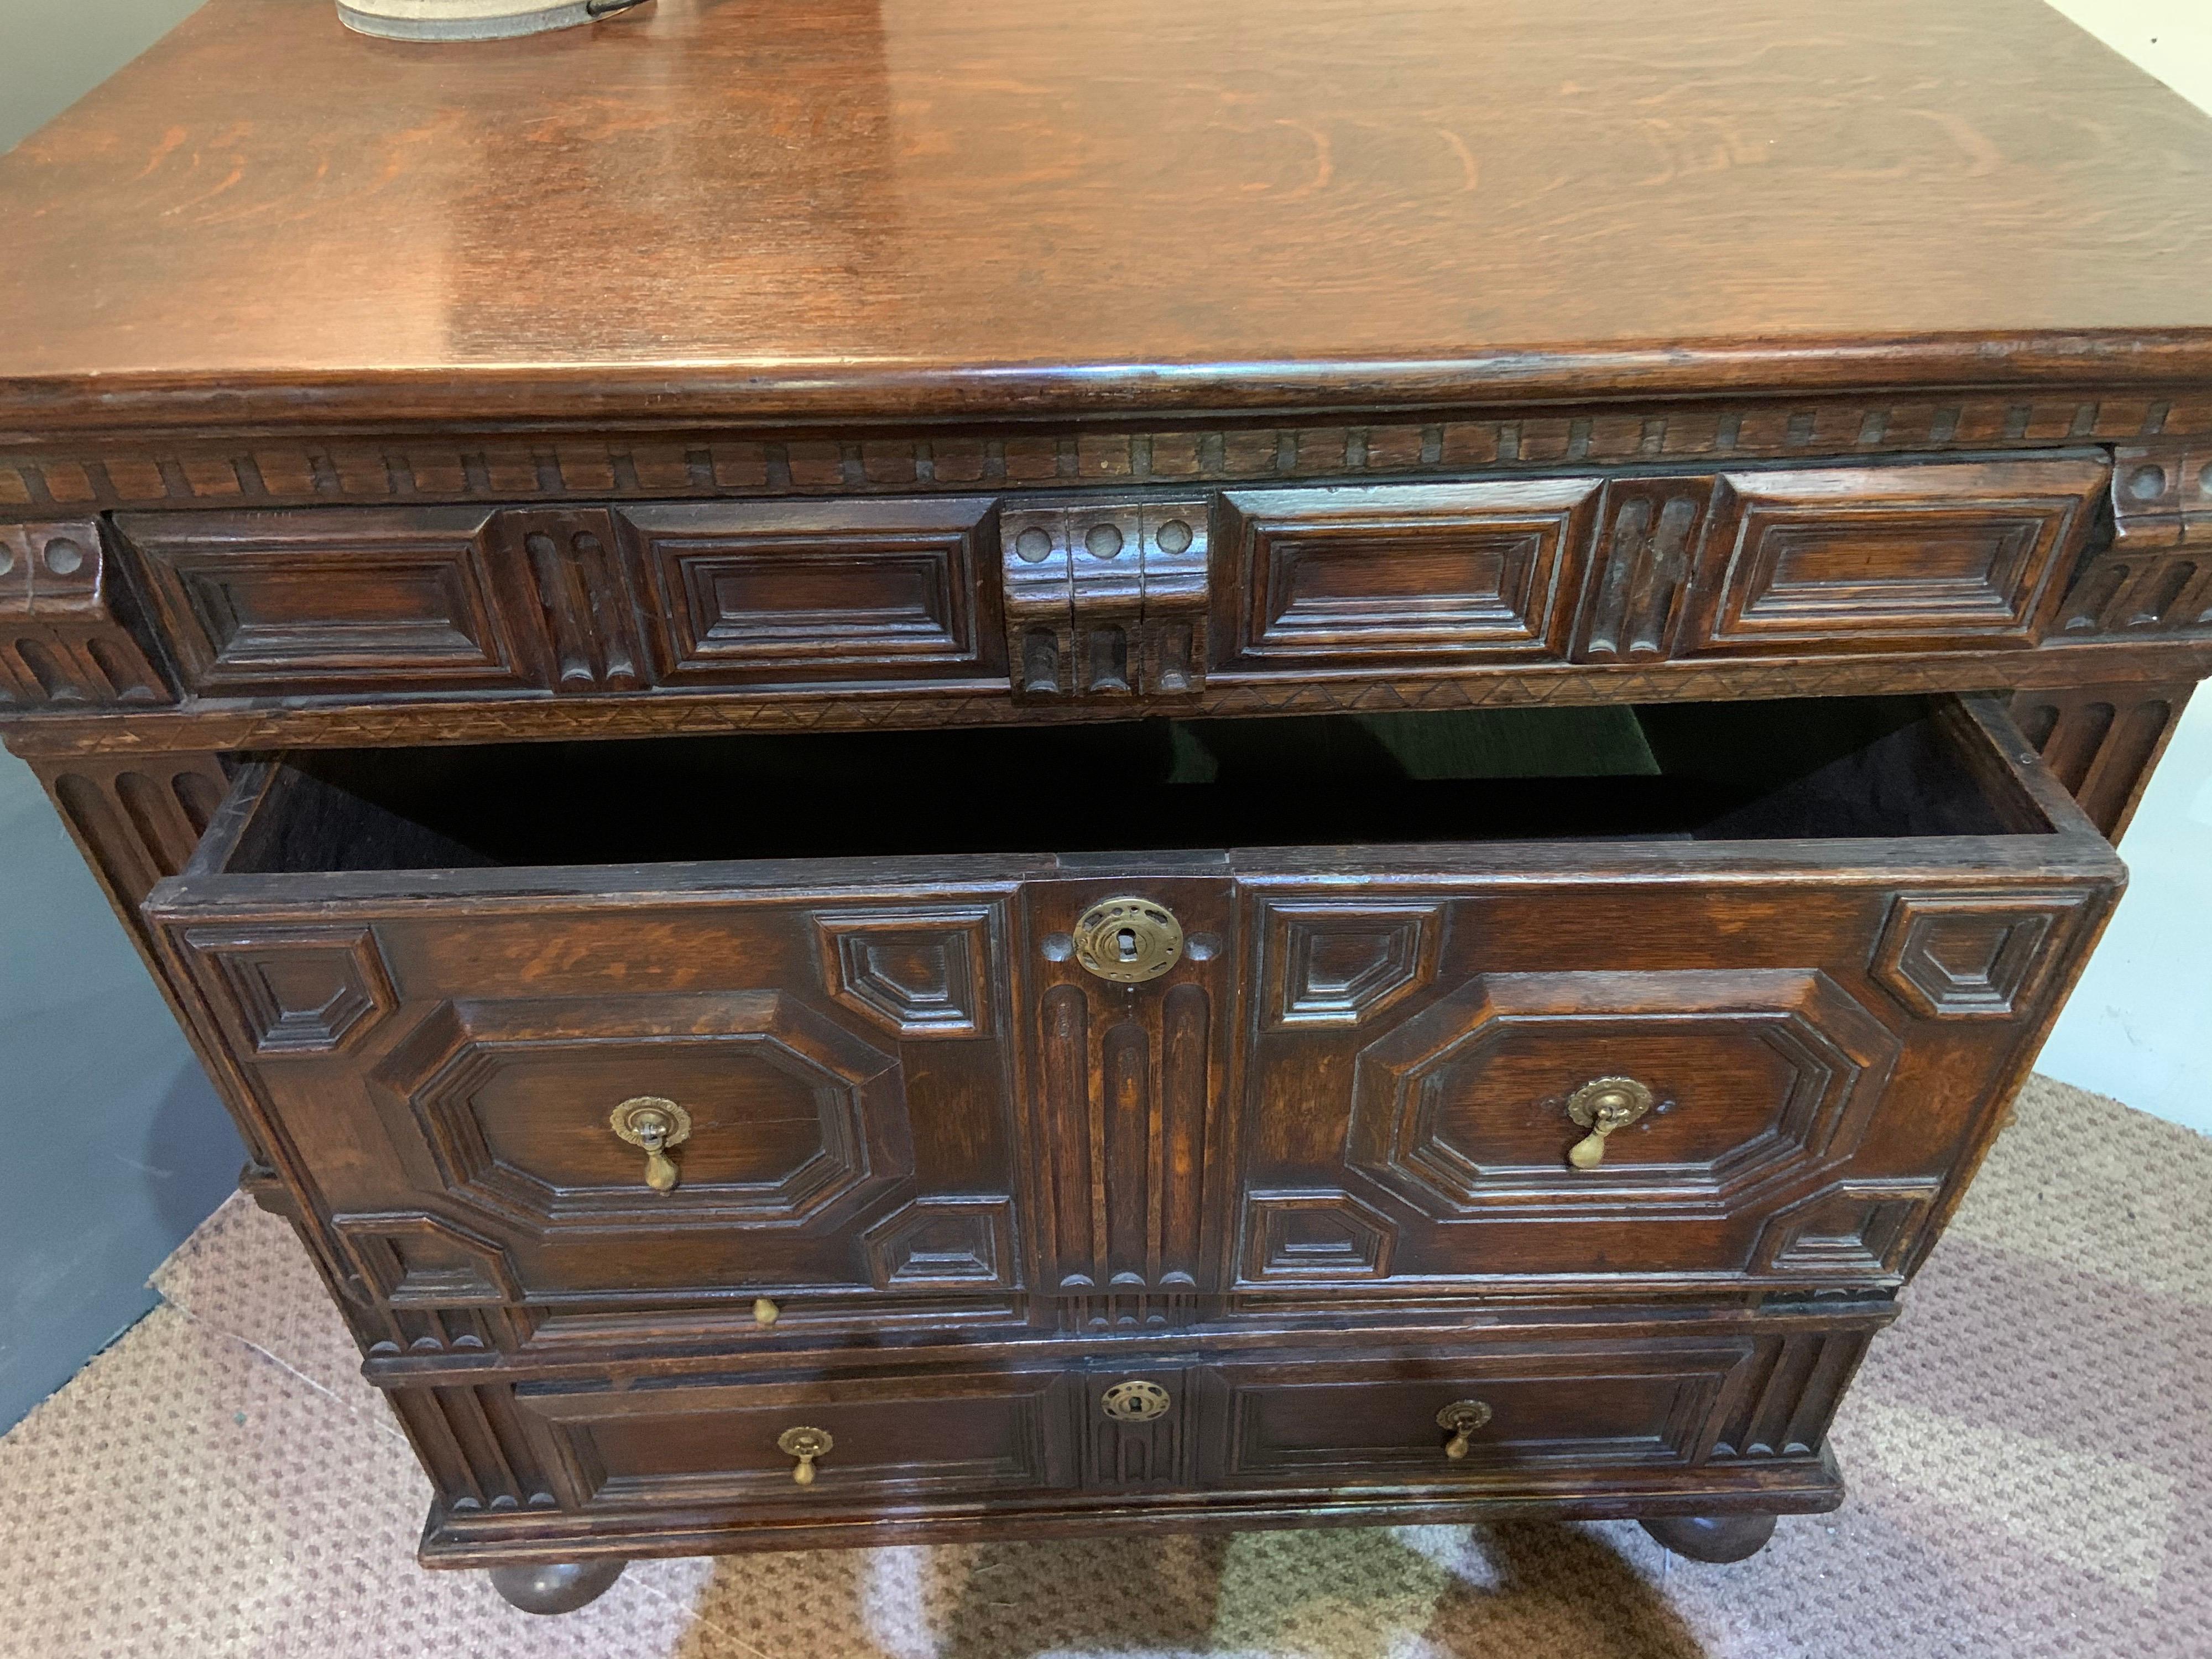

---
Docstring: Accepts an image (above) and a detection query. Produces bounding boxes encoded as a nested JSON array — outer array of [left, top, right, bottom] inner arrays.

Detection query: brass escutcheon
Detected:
[[1564, 1076, 1655, 1171], [1437, 1400, 1494, 1459], [1100, 1380, 1172, 1422], [776, 1425, 833, 1485], [609, 1097, 692, 1193], [1072, 898, 1184, 984]]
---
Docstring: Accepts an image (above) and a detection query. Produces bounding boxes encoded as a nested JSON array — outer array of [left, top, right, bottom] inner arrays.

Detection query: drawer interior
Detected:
[[217, 694, 2051, 875]]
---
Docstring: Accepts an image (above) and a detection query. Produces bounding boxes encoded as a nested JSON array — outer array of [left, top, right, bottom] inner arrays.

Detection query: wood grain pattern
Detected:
[[4, 0, 2212, 438]]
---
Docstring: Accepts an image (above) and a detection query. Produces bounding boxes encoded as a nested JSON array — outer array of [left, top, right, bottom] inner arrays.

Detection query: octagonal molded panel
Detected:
[[813, 905, 997, 1038], [1238, 1188, 1398, 1282], [862, 1196, 1017, 1289], [190, 924, 397, 1056], [1347, 969, 1901, 1219], [1870, 890, 2087, 1020], [374, 990, 909, 1238], [1264, 902, 1442, 1027]]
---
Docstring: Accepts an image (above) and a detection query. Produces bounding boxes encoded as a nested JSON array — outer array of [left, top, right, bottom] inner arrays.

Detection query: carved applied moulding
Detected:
[[3, 391, 2209, 516]]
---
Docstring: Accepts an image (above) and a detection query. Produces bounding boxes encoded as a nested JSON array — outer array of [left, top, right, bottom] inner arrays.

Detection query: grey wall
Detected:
[[1, 0, 233, 1432], [0, 757, 242, 1427], [1, 0, 208, 153]]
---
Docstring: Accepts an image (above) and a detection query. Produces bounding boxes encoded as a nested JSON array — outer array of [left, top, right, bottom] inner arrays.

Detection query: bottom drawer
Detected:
[[1196, 1345, 1740, 1486], [412, 1318, 1878, 1558]]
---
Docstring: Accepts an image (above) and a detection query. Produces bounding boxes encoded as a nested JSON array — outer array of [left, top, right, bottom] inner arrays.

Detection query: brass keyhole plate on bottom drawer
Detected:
[[1072, 898, 1184, 984], [1100, 1380, 1172, 1422]]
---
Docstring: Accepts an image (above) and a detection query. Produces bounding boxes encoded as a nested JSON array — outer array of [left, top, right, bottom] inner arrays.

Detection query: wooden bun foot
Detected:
[[487, 1557, 628, 1614], [1640, 1511, 1779, 1563]]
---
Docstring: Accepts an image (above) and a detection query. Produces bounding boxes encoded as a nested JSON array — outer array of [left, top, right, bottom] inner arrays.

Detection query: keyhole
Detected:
[[1117, 928, 1139, 961]]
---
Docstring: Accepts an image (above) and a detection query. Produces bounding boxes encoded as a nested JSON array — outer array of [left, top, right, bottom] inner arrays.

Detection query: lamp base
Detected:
[[337, 0, 648, 40]]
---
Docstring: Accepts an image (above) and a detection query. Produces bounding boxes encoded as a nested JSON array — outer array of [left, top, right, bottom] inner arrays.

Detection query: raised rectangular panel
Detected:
[[116, 507, 535, 695], [517, 1368, 1076, 1506], [1691, 460, 2104, 651], [618, 497, 995, 682], [1219, 479, 1601, 664], [1201, 1347, 1741, 1483]]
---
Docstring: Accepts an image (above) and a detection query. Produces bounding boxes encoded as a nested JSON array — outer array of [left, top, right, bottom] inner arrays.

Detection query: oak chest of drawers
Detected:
[[4, 0, 2211, 1613]]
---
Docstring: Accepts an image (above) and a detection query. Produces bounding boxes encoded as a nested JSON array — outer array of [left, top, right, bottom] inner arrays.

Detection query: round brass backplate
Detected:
[[1072, 898, 1185, 984], [609, 1096, 692, 1149], [1566, 1077, 1655, 1131], [777, 1425, 834, 1460], [1436, 1399, 1494, 1433], [1100, 1380, 1172, 1422]]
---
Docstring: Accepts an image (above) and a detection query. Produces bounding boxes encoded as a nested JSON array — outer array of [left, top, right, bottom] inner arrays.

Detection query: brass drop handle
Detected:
[[753, 1298, 781, 1327], [1565, 1077, 1655, 1170], [777, 1425, 832, 1486], [1437, 1400, 1493, 1459], [608, 1097, 692, 1193]]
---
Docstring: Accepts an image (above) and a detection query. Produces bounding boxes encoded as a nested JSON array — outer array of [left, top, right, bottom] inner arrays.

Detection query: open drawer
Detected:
[[144, 692, 2121, 1322]]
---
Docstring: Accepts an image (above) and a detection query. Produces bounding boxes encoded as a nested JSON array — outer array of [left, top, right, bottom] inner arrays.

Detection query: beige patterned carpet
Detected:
[[3, 1073, 2209, 1658]]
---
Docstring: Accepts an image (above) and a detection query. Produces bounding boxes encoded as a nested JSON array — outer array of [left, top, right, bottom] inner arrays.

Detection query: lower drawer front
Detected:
[[429, 1324, 1856, 1535], [1198, 1348, 1736, 1486], [517, 1368, 1079, 1509]]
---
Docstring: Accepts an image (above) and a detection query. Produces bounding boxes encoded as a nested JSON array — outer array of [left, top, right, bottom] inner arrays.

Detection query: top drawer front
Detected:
[[84, 457, 2118, 711]]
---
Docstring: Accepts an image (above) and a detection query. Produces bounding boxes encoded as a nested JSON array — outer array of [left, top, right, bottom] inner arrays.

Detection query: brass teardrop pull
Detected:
[[777, 1425, 833, 1485], [753, 1297, 781, 1327], [1437, 1399, 1493, 1459], [1564, 1077, 1655, 1170], [608, 1097, 692, 1192]]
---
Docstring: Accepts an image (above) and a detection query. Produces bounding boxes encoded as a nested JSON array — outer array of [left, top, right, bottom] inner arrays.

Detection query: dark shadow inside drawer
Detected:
[[213, 695, 2053, 875]]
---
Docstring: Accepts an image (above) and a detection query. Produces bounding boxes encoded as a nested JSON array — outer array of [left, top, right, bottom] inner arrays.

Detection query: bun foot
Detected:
[[1640, 1511, 1779, 1563], [487, 1557, 628, 1614]]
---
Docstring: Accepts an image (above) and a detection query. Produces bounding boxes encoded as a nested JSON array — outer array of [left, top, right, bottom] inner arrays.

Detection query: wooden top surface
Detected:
[[5, 0, 2212, 439]]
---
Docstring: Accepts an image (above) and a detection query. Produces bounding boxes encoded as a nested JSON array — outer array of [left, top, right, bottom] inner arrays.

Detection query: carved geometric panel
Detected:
[[335, 1211, 521, 1307], [372, 990, 909, 1237], [618, 497, 991, 682], [1695, 460, 2102, 651], [1870, 891, 2087, 1020], [190, 925, 397, 1056], [1266, 902, 1441, 1027], [1220, 479, 1601, 664], [117, 507, 535, 695], [1347, 969, 1902, 1217], [1239, 1188, 1397, 1282], [1750, 1181, 1940, 1279], [332, 1212, 531, 1356], [813, 906, 995, 1038], [863, 1197, 1016, 1289]]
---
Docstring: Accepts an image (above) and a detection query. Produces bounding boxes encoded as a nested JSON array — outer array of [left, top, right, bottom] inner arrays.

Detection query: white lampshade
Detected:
[[337, 0, 649, 40]]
